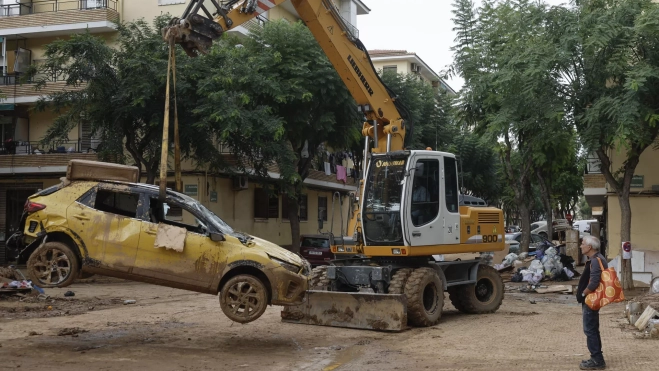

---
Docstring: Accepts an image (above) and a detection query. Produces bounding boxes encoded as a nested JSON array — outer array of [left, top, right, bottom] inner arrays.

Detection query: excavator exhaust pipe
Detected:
[[281, 291, 408, 332]]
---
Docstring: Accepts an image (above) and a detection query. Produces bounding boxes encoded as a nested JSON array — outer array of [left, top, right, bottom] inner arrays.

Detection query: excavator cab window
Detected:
[[444, 157, 459, 213], [362, 156, 406, 246], [411, 159, 440, 227]]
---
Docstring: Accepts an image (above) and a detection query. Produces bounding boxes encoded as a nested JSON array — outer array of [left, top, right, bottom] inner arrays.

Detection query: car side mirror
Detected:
[[210, 232, 225, 242]]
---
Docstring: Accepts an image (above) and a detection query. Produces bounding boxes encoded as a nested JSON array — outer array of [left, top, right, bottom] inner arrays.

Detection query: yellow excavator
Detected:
[[164, 0, 505, 331]]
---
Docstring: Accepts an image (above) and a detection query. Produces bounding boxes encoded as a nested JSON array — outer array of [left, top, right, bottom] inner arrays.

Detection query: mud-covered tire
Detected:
[[308, 266, 330, 290], [219, 274, 268, 323], [27, 242, 79, 288], [388, 268, 413, 294], [404, 267, 444, 327], [448, 265, 503, 314]]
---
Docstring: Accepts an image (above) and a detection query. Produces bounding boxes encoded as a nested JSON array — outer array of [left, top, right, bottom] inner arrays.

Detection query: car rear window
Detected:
[[301, 237, 329, 248], [35, 184, 63, 197]]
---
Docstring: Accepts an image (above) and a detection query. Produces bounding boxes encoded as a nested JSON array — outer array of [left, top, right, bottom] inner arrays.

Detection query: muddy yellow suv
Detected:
[[10, 161, 309, 323]]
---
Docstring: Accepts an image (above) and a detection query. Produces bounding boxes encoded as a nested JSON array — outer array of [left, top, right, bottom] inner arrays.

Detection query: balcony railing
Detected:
[[0, 70, 67, 86], [0, 139, 101, 155], [585, 156, 602, 174], [0, 0, 117, 17]]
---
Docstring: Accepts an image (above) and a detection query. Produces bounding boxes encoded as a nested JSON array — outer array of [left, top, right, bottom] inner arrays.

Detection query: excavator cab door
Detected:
[[441, 156, 461, 244], [404, 154, 442, 246]]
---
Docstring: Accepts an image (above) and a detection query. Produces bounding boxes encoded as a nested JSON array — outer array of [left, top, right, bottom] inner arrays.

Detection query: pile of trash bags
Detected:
[[493, 244, 579, 285]]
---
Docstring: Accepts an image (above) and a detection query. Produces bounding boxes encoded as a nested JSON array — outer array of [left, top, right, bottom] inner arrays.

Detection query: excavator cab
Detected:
[[361, 151, 461, 249]]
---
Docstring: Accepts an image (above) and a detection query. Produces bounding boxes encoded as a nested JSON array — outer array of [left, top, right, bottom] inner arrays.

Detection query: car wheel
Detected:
[[27, 242, 80, 288], [219, 274, 268, 323]]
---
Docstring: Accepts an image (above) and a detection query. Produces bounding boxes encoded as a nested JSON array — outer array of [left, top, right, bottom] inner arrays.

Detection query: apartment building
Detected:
[[368, 49, 456, 95], [583, 147, 659, 284], [0, 0, 369, 263]]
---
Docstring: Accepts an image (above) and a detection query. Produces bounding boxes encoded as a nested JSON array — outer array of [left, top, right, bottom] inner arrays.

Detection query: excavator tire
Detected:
[[308, 266, 330, 290], [448, 265, 503, 314], [387, 268, 413, 294], [404, 267, 443, 327]]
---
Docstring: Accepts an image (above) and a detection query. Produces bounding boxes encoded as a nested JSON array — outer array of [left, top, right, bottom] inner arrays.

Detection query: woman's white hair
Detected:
[[583, 235, 601, 251]]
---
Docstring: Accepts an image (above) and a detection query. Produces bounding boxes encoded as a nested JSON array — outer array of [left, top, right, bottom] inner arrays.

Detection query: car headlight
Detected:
[[270, 257, 300, 274]]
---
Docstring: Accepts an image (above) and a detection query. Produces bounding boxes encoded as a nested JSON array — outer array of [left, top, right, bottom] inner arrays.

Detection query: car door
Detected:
[[530, 234, 544, 251], [132, 194, 220, 289], [67, 185, 142, 272]]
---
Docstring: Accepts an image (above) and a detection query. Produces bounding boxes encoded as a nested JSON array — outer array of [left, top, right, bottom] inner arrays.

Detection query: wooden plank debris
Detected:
[[535, 285, 573, 294], [635, 305, 658, 331]]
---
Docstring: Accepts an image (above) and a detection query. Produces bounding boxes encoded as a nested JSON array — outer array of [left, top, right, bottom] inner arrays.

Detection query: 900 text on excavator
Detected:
[[163, 0, 506, 331]]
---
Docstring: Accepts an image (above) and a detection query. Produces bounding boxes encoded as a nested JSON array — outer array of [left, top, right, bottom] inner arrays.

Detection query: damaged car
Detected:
[[9, 160, 310, 324]]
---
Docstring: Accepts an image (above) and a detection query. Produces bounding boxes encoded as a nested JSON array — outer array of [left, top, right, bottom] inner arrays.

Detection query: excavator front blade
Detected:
[[281, 290, 407, 332]]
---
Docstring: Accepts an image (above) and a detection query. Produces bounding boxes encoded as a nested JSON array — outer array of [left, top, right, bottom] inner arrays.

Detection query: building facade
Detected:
[[0, 0, 367, 263], [583, 146, 659, 283], [368, 49, 456, 95]]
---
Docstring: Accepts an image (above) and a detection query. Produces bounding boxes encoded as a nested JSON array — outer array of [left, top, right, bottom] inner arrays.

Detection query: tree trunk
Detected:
[[519, 203, 531, 253], [618, 193, 633, 290], [536, 169, 553, 241], [287, 193, 301, 254], [595, 147, 637, 290]]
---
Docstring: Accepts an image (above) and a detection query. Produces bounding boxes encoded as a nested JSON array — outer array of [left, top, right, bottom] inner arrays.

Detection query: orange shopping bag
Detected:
[[585, 257, 625, 310]]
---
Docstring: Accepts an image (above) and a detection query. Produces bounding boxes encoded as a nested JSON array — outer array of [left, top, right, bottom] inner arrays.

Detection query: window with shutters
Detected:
[[383, 65, 397, 74], [254, 188, 279, 219], [318, 196, 327, 221], [282, 194, 308, 221]]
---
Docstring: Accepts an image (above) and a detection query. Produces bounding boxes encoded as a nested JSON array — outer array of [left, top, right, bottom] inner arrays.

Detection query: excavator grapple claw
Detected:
[[162, 16, 224, 57]]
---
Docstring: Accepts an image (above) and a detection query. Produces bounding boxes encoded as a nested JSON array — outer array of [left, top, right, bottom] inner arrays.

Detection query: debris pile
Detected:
[[625, 293, 659, 339], [0, 266, 40, 296], [494, 245, 580, 286]]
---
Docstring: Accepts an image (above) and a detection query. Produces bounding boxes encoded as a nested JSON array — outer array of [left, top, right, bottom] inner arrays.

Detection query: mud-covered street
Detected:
[[0, 277, 657, 371]]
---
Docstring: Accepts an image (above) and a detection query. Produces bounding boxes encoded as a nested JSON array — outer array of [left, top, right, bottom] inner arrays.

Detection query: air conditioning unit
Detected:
[[232, 176, 249, 190], [411, 63, 421, 73]]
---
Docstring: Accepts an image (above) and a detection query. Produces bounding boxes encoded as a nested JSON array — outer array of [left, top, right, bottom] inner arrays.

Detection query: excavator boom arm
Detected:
[[165, 0, 406, 153]]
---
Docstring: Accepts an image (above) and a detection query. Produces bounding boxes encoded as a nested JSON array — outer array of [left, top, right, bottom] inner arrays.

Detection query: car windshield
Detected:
[[301, 237, 329, 248], [172, 192, 234, 235]]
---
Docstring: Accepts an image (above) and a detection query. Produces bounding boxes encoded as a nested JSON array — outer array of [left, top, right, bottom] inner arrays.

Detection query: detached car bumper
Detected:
[[267, 267, 309, 306]]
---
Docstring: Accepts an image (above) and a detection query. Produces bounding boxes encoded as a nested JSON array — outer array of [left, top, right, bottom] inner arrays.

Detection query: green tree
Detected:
[[448, 130, 502, 205], [451, 0, 564, 252], [552, 0, 659, 289], [194, 21, 361, 253], [379, 70, 454, 151], [29, 16, 214, 184]]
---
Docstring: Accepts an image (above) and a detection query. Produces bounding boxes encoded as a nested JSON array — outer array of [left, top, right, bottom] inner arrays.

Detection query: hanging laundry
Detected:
[[324, 162, 331, 175], [336, 165, 347, 183]]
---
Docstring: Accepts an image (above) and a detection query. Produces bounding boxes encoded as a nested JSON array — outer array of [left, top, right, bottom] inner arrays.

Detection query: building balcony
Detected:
[[0, 72, 84, 103], [0, 152, 99, 176], [584, 174, 607, 208], [0, 0, 119, 38]]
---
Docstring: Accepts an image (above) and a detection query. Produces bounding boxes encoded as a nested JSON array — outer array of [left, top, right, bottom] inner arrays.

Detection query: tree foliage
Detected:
[[451, 0, 573, 251], [29, 16, 215, 184], [193, 20, 362, 252]]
